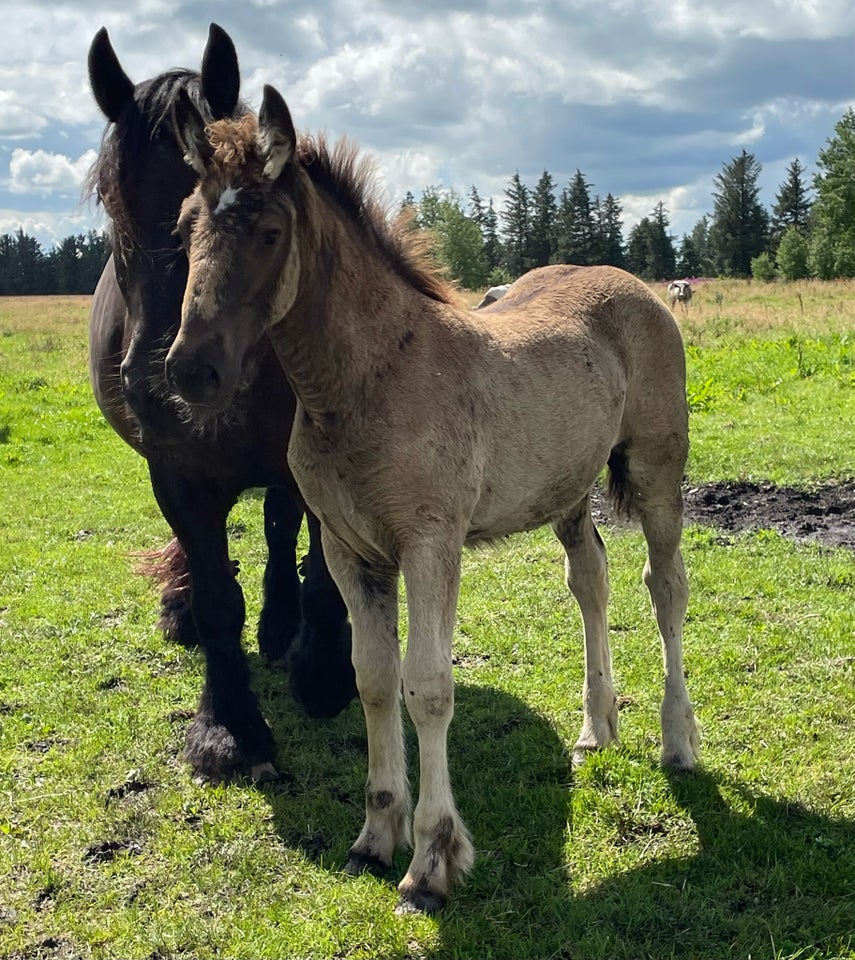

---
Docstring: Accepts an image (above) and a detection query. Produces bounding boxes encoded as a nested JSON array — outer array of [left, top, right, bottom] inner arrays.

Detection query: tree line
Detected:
[[0, 230, 110, 296], [404, 107, 855, 288], [1, 108, 853, 295]]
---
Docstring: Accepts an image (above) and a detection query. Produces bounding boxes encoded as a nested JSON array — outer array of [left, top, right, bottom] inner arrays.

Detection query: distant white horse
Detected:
[[667, 280, 693, 312], [475, 283, 511, 308]]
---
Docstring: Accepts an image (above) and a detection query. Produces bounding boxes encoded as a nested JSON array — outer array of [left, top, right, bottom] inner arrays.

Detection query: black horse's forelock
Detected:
[[87, 69, 247, 247]]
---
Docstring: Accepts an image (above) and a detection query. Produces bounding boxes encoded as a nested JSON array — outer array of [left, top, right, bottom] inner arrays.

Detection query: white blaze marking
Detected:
[[214, 186, 241, 215]]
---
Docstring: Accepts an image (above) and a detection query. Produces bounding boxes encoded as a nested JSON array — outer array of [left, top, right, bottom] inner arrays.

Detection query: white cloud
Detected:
[[0, 91, 48, 139], [9, 148, 98, 195]]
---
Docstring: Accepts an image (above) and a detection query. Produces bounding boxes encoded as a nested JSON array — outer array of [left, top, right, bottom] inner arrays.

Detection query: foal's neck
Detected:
[[269, 195, 429, 421]]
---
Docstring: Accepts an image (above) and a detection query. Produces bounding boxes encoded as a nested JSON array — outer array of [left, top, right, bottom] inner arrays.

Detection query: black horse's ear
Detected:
[[88, 27, 135, 123], [257, 85, 297, 180], [172, 87, 213, 175], [201, 23, 240, 120]]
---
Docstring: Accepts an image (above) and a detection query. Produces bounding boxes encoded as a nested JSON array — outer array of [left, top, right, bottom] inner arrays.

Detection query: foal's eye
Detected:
[[262, 228, 281, 246]]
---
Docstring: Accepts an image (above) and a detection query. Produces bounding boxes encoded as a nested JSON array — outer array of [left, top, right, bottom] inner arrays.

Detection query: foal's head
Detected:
[[166, 84, 453, 413], [87, 24, 242, 434], [166, 85, 309, 411]]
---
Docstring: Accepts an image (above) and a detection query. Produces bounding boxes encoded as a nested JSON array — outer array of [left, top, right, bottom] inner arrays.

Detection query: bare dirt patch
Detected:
[[594, 480, 855, 551]]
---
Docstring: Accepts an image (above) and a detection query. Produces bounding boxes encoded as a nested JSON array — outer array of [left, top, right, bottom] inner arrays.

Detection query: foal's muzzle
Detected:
[[165, 352, 223, 407]]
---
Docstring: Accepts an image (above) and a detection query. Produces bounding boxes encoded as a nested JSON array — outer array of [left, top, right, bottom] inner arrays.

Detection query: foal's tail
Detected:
[[606, 442, 635, 520]]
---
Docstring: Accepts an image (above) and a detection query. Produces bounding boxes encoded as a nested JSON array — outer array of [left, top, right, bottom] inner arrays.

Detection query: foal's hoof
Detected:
[[395, 882, 446, 916]]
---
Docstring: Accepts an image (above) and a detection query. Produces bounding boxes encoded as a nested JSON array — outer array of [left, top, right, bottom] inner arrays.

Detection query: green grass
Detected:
[[1, 286, 855, 959]]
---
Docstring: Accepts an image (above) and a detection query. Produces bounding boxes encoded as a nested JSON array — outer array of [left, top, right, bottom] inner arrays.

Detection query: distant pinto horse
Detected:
[[166, 86, 699, 911], [86, 28, 355, 782], [667, 279, 693, 312]]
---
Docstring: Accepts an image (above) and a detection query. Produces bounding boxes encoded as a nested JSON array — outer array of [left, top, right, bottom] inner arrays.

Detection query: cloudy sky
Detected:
[[1, 0, 853, 250]]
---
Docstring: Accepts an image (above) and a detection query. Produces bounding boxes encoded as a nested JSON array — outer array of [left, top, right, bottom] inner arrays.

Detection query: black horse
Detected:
[[87, 24, 355, 781]]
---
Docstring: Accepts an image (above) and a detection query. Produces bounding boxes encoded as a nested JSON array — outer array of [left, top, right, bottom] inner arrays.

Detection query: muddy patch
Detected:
[[593, 480, 855, 551]]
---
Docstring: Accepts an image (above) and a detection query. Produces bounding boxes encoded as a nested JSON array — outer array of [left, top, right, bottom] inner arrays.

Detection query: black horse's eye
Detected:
[[262, 228, 281, 246]]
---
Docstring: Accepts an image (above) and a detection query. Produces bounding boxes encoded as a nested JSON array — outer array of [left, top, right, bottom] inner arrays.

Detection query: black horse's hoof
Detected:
[[288, 622, 357, 718], [183, 703, 276, 782]]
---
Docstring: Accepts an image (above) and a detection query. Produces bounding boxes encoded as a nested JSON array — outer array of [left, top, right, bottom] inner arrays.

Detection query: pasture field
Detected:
[[1, 281, 854, 960]]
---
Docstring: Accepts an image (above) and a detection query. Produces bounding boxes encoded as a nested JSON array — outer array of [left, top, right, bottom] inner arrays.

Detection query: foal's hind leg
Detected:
[[553, 498, 618, 766], [632, 468, 699, 770]]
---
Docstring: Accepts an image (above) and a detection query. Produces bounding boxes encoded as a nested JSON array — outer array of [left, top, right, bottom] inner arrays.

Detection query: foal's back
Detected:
[[452, 265, 687, 538]]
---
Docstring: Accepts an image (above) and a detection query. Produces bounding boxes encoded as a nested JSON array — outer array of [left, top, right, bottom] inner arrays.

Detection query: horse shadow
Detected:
[[251, 660, 854, 959]]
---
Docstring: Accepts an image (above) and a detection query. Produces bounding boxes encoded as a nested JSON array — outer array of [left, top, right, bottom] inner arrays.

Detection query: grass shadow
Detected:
[[249, 652, 854, 959], [253, 662, 573, 955]]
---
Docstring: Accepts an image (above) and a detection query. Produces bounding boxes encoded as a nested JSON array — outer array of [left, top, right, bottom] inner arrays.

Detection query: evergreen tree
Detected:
[[501, 172, 530, 278], [482, 198, 503, 272], [649, 202, 677, 279], [709, 149, 769, 277], [689, 215, 716, 276], [626, 205, 675, 280], [554, 170, 596, 265], [770, 158, 812, 249], [469, 185, 485, 230], [528, 170, 557, 268], [2, 229, 49, 294], [809, 108, 855, 278], [594, 193, 625, 268], [626, 217, 653, 278], [675, 234, 702, 277]]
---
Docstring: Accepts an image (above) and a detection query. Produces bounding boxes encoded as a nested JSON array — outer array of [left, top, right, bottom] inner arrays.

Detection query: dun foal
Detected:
[[166, 85, 699, 911]]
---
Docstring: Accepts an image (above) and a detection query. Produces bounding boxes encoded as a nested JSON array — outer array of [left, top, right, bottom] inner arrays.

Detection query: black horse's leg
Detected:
[[288, 509, 356, 718], [256, 486, 304, 666], [151, 536, 198, 647], [148, 461, 276, 781]]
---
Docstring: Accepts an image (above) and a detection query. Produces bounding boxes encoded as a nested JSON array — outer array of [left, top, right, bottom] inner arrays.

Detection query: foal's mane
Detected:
[[207, 117, 455, 306], [296, 134, 456, 306], [87, 71, 242, 246]]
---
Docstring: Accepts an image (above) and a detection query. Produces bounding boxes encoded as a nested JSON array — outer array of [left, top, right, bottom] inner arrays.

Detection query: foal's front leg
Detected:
[[397, 538, 474, 914], [320, 531, 410, 872]]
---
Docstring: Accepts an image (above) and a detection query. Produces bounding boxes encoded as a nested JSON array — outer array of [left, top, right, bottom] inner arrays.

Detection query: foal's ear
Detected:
[[201, 23, 240, 120], [257, 85, 297, 181], [88, 27, 135, 123], [172, 88, 213, 175]]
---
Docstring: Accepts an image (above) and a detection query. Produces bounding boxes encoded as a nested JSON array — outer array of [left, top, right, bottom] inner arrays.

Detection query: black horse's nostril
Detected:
[[166, 353, 221, 405]]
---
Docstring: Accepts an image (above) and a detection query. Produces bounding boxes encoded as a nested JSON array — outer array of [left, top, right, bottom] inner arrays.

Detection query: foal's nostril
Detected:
[[166, 354, 222, 405]]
